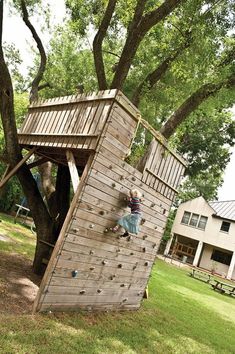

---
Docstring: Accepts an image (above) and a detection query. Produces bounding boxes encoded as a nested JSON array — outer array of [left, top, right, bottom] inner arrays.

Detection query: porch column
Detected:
[[193, 241, 203, 267], [164, 235, 174, 256], [227, 251, 235, 280]]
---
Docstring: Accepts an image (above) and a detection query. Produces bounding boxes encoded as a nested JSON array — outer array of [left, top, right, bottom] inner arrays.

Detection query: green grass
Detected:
[[0, 212, 36, 259], [0, 212, 235, 353]]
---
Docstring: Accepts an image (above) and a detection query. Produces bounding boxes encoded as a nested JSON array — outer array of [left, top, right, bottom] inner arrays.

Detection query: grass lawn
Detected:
[[0, 212, 235, 354]]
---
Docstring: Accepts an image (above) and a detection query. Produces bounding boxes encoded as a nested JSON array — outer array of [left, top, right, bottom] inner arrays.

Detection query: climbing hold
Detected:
[[102, 260, 107, 265], [111, 207, 116, 211], [88, 206, 93, 211], [71, 228, 78, 233], [97, 289, 102, 293], [143, 235, 147, 240], [131, 177, 136, 181], [145, 261, 149, 266], [151, 203, 155, 208], [112, 183, 116, 188], [154, 226, 158, 229], [79, 290, 86, 294], [99, 210, 105, 215], [130, 252, 134, 255], [133, 264, 137, 270], [162, 209, 166, 214], [116, 248, 121, 252], [120, 176, 124, 180], [118, 264, 122, 268], [71, 270, 78, 278], [89, 224, 94, 229], [104, 228, 109, 233], [90, 250, 94, 255], [127, 236, 132, 241], [140, 218, 146, 225], [109, 165, 113, 169], [142, 247, 146, 252], [152, 243, 157, 248], [90, 267, 95, 270], [120, 284, 125, 287], [123, 298, 128, 302]]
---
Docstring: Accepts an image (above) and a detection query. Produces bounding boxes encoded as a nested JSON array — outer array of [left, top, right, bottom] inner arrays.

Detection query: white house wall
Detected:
[[199, 244, 229, 276], [172, 197, 235, 252]]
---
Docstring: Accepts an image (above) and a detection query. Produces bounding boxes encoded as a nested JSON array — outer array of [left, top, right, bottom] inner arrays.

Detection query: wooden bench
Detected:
[[189, 269, 212, 283], [211, 280, 235, 296]]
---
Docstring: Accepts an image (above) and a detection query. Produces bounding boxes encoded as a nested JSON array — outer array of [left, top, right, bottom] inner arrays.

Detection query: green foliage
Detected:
[[172, 107, 235, 201], [0, 212, 35, 259], [0, 93, 28, 212], [40, 26, 98, 98]]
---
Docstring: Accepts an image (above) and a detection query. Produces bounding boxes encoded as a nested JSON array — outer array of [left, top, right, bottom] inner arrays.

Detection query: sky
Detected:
[[2, 0, 235, 202]]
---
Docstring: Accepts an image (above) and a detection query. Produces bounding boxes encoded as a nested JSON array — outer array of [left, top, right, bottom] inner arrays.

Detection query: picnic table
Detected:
[[211, 280, 235, 296], [189, 269, 212, 283]]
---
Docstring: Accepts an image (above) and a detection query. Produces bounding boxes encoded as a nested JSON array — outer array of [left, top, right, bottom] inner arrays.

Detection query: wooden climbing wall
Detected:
[[24, 90, 186, 312]]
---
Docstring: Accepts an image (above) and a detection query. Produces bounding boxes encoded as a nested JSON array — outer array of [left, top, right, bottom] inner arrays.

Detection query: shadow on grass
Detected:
[[0, 251, 40, 315]]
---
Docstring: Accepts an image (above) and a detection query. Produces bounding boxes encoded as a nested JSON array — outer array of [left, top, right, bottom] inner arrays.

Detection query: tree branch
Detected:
[[20, 0, 47, 102], [160, 73, 235, 139], [111, 0, 184, 90], [93, 0, 117, 90], [131, 39, 190, 106]]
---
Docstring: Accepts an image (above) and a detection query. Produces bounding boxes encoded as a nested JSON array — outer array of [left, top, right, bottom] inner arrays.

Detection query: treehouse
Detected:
[[16, 89, 185, 312]]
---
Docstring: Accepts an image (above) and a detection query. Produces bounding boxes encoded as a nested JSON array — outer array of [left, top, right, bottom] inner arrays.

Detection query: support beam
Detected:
[[164, 234, 174, 256], [193, 241, 203, 267], [1, 164, 10, 182], [66, 150, 80, 193], [0, 148, 36, 189], [27, 157, 48, 169], [227, 251, 235, 280]]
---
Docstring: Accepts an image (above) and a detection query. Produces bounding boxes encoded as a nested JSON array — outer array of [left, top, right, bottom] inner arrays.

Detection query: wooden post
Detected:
[[0, 148, 36, 189], [66, 150, 80, 192]]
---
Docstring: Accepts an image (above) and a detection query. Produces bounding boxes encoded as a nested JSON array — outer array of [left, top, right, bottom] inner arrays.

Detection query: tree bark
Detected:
[[20, 0, 47, 102], [111, 0, 184, 90], [93, 0, 117, 90], [0, 1, 55, 275]]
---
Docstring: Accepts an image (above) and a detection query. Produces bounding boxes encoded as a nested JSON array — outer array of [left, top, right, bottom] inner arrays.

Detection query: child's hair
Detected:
[[130, 189, 142, 199]]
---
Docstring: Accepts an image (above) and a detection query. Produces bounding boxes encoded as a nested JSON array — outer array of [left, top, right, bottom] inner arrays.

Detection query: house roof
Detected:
[[209, 200, 235, 222]]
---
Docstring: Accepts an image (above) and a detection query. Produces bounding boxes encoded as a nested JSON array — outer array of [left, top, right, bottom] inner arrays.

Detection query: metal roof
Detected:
[[209, 200, 235, 222]]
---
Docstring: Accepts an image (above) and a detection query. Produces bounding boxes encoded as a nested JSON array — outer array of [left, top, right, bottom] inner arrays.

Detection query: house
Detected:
[[164, 196, 235, 280]]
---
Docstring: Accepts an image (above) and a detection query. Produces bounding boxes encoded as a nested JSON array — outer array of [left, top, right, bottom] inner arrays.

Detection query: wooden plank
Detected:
[[0, 148, 36, 189], [66, 150, 80, 192], [29, 89, 118, 109], [115, 91, 140, 121], [50, 269, 148, 288], [42, 293, 142, 305], [146, 168, 178, 194], [40, 302, 140, 312], [59, 248, 153, 269], [18, 133, 98, 137]]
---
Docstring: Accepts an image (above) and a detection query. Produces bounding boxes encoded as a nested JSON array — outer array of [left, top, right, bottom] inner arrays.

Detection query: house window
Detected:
[[220, 221, 230, 233], [189, 213, 199, 227], [181, 211, 191, 225], [211, 249, 232, 265], [198, 216, 208, 230]]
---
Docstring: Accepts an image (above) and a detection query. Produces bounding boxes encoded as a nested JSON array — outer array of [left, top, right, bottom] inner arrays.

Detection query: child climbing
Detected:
[[110, 189, 142, 237]]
